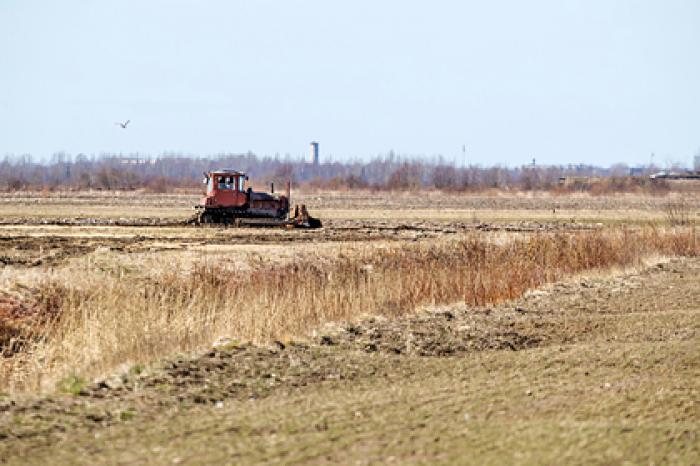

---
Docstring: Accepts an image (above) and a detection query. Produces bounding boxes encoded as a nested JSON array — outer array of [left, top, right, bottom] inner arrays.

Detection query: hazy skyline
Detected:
[[1, 0, 699, 167]]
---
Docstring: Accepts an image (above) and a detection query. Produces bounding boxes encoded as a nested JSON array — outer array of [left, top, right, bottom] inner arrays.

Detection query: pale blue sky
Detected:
[[1, 0, 698, 166]]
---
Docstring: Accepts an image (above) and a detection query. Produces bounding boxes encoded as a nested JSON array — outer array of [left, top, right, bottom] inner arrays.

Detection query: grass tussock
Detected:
[[1, 227, 698, 392]]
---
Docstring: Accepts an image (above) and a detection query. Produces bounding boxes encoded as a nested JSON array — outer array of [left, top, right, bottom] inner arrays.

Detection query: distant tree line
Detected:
[[0, 152, 669, 194]]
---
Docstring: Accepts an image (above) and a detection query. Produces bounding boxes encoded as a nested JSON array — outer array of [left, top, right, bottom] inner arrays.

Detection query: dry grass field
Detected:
[[0, 190, 698, 464]]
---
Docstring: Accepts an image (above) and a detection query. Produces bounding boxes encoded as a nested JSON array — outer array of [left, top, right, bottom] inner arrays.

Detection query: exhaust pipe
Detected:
[[286, 180, 291, 220]]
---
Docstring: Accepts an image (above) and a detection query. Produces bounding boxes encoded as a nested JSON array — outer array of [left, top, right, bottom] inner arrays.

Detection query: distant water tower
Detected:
[[310, 141, 319, 165]]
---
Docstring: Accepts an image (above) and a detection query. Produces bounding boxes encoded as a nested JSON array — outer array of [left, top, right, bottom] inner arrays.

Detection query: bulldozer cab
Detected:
[[202, 170, 249, 208], [205, 170, 247, 194]]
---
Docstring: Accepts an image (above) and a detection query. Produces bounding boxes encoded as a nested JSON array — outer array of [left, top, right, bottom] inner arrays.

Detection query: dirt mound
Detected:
[[316, 310, 541, 356], [316, 257, 700, 354]]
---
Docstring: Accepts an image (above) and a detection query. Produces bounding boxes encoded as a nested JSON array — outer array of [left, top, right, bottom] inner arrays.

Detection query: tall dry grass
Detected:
[[1, 227, 698, 392]]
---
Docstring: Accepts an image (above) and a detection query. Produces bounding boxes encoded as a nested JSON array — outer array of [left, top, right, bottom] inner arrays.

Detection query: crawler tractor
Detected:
[[194, 169, 321, 228]]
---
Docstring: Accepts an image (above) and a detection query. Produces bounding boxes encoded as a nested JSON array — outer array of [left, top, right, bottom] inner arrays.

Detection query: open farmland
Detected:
[[1, 189, 700, 225], [0, 190, 698, 465]]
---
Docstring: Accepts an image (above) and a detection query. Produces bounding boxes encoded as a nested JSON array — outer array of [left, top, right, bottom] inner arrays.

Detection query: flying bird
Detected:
[[115, 119, 130, 129]]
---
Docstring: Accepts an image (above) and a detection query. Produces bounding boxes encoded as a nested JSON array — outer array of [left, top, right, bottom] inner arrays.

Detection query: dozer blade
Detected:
[[290, 204, 322, 229]]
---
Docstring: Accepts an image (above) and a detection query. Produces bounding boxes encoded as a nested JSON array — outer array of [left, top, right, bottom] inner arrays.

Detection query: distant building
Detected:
[[558, 176, 603, 187], [695, 154, 700, 172], [650, 171, 700, 180], [310, 141, 319, 165], [119, 157, 155, 165]]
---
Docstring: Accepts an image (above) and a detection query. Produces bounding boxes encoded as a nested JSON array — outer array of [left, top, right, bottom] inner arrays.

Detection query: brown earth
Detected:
[[322, 259, 700, 356], [1, 190, 697, 227], [1, 189, 698, 211], [0, 220, 598, 268], [0, 257, 697, 465]]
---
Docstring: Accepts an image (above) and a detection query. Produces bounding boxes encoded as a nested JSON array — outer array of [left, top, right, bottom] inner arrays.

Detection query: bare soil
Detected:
[[0, 191, 698, 463], [0, 220, 598, 269], [2, 189, 697, 211], [0, 257, 697, 465], [2, 190, 697, 226]]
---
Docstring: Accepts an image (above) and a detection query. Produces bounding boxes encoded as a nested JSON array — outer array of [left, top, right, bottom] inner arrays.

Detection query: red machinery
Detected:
[[194, 169, 320, 228]]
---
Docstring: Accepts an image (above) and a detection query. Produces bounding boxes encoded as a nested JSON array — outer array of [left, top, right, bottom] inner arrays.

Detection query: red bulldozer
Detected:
[[194, 169, 321, 228]]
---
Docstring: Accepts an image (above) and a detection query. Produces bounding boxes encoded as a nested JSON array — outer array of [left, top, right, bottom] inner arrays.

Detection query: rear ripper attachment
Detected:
[[194, 169, 322, 228]]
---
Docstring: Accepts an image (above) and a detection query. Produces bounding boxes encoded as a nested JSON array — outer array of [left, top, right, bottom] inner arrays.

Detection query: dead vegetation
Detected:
[[0, 187, 697, 463], [0, 285, 63, 357], [1, 226, 697, 392], [0, 256, 698, 465], [665, 195, 696, 226]]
